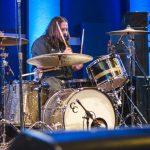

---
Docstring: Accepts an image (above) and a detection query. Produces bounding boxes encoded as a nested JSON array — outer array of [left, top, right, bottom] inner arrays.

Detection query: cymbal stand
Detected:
[[118, 35, 148, 126], [127, 33, 135, 126], [0, 48, 20, 148], [16, 0, 24, 130], [29, 79, 53, 132]]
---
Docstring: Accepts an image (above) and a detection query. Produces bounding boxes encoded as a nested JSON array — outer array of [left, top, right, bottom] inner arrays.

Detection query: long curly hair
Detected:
[[45, 16, 70, 50]]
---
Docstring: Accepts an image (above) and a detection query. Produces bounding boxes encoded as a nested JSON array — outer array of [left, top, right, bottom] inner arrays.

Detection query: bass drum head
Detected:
[[43, 88, 116, 130]]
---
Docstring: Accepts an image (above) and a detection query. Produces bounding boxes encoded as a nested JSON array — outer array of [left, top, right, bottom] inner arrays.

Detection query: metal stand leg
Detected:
[[16, 0, 24, 130], [122, 89, 148, 125]]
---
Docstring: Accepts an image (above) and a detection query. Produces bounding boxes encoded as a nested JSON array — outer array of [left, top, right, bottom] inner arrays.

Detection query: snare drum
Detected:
[[86, 54, 128, 92], [5, 80, 49, 126], [43, 88, 116, 130]]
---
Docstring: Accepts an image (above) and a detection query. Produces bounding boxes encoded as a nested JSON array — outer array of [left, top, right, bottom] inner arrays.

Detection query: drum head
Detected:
[[64, 88, 116, 130]]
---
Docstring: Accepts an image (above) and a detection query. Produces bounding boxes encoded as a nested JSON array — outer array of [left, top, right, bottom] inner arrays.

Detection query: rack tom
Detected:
[[86, 54, 128, 92]]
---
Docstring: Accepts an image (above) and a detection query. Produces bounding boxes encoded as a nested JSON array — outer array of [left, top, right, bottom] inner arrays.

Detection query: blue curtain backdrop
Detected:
[[61, 0, 129, 78], [27, 0, 60, 73]]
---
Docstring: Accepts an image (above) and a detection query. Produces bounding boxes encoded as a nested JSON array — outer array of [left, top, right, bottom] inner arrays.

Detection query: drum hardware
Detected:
[[109, 89, 122, 106], [122, 89, 148, 125], [108, 26, 149, 126], [0, 48, 20, 148], [76, 99, 107, 130], [121, 36, 148, 126], [16, 0, 25, 130]]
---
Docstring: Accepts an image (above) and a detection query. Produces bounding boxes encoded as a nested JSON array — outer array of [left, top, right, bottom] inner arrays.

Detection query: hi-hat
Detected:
[[0, 33, 28, 46], [107, 26, 150, 35], [27, 53, 93, 68]]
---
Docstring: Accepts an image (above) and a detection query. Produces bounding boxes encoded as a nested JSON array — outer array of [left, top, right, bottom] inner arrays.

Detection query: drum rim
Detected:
[[86, 54, 120, 69]]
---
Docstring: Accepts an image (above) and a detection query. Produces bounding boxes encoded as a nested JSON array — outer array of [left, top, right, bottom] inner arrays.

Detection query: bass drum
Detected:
[[43, 88, 116, 130]]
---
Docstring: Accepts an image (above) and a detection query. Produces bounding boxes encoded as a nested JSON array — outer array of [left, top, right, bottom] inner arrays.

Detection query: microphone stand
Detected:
[[76, 99, 93, 130], [17, 0, 24, 130]]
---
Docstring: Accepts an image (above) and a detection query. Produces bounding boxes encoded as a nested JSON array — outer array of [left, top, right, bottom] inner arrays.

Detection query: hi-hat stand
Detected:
[[0, 47, 20, 148]]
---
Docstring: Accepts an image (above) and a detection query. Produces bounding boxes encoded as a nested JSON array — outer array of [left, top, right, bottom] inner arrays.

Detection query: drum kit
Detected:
[[0, 26, 150, 148]]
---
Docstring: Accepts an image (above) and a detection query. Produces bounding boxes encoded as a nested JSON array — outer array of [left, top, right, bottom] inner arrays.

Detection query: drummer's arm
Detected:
[[63, 47, 72, 54], [72, 64, 83, 71]]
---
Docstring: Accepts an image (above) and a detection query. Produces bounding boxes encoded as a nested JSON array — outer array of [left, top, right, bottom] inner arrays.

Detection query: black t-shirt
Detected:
[[31, 35, 72, 79]]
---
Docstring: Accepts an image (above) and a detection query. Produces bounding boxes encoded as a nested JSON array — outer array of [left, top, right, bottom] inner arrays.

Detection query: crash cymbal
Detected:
[[27, 53, 93, 68], [107, 26, 149, 35], [0, 33, 28, 46]]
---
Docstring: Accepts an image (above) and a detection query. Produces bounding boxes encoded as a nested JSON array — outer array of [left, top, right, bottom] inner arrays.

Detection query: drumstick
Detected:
[[80, 28, 85, 54], [22, 67, 60, 77], [56, 21, 68, 48]]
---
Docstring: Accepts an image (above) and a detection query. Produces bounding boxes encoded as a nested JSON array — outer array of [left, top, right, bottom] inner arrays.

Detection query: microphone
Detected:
[[76, 99, 93, 119]]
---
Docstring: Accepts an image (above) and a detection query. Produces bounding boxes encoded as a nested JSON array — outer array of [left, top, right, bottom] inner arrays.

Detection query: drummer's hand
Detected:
[[72, 64, 83, 71], [34, 68, 43, 80], [63, 47, 72, 54]]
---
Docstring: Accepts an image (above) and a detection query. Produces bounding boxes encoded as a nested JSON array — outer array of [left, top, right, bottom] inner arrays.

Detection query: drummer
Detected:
[[31, 16, 83, 90]]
